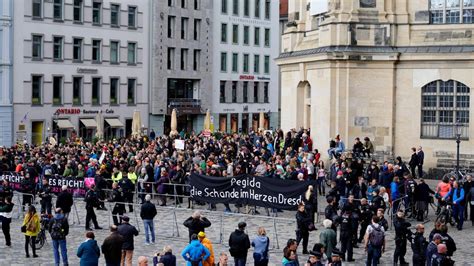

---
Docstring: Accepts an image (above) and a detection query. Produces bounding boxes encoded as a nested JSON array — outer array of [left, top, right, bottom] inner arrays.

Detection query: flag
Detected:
[[98, 146, 107, 164], [20, 112, 29, 123]]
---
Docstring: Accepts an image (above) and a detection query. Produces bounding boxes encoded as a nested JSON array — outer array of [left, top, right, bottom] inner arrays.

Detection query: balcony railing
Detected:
[[167, 98, 203, 115]]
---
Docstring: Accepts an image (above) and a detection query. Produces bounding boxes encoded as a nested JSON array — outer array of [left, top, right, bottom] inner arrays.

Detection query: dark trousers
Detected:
[[124, 193, 134, 212], [366, 244, 381, 266], [317, 177, 326, 195], [296, 229, 309, 252], [452, 204, 464, 229], [470, 203, 474, 222], [40, 199, 52, 215], [464, 202, 469, 220], [394, 238, 407, 264], [25, 235, 37, 256], [340, 233, 353, 260], [234, 257, 247, 266], [85, 207, 99, 229], [413, 256, 425, 266], [2, 220, 11, 246], [23, 194, 33, 209], [410, 166, 417, 179], [417, 165, 423, 178], [359, 222, 370, 242], [112, 205, 124, 225]]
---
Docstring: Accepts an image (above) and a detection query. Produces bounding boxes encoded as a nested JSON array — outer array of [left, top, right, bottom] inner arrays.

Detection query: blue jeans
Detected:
[[366, 244, 381, 266], [452, 204, 464, 229], [234, 257, 247, 266], [143, 219, 155, 243], [52, 239, 68, 265]]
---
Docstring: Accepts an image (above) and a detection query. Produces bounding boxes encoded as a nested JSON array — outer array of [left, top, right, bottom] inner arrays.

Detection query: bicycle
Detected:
[[435, 201, 455, 226], [30, 214, 50, 250], [442, 169, 471, 183]]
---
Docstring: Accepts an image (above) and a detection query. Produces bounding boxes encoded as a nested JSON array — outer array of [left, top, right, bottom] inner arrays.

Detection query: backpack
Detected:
[[369, 224, 385, 247], [50, 218, 65, 239]]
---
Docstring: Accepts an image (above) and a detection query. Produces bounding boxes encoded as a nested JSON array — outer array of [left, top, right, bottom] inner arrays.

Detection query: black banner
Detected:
[[189, 173, 315, 210]]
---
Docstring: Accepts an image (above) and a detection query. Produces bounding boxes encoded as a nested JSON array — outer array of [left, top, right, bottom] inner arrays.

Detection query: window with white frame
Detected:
[[53, 0, 63, 20], [421, 80, 470, 139], [92, 1, 102, 25], [128, 6, 137, 28], [430, 0, 474, 24], [53, 36, 63, 60], [92, 39, 102, 62], [110, 41, 119, 64], [32, 0, 42, 18], [73, 0, 83, 22], [110, 4, 120, 26], [127, 42, 136, 64], [32, 35, 43, 60]]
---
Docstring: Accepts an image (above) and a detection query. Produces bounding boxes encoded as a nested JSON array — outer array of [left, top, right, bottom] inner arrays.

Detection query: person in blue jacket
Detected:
[[181, 234, 210, 266], [77, 231, 100, 266], [391, 176, 400, 215], [444, 180, 465, 230]]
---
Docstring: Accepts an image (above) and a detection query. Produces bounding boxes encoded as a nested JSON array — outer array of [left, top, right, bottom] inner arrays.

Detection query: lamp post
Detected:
[[455, 121, 462, 180]]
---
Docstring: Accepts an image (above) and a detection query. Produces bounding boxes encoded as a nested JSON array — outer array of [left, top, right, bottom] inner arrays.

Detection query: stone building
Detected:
[[277, 0, 474, 172], [0, 0, 13, 147]]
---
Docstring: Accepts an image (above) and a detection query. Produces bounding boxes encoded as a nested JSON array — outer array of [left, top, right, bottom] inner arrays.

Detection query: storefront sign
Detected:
[[55, 108, 114, 115], [257, 76, 270, 81], [239, 75, 255, 80], [77, 68, 98, 74]]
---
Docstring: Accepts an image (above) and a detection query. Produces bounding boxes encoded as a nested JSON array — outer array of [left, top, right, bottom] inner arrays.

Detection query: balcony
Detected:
[[167, 98, 203, 115]]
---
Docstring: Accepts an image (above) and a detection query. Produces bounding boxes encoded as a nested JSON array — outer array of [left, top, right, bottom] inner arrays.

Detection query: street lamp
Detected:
[[455, 121, 462, 179]]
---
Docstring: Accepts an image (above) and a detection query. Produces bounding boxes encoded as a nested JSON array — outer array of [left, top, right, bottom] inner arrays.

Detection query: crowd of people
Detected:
[[0, 128, 473, 265]]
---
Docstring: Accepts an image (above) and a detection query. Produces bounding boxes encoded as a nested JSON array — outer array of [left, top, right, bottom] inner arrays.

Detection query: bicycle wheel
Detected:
[[31, 231, 45, 250], [325, 177, 331, 187]]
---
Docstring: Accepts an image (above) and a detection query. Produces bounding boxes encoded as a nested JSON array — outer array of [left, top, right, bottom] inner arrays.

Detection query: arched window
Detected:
[[421, 80, 470, 139]]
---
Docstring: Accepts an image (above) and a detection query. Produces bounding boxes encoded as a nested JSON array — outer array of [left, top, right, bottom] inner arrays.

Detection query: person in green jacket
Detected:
[[76, 164, 85, 178], [319, 219, 337, 260], [62, 164, 73, 177]]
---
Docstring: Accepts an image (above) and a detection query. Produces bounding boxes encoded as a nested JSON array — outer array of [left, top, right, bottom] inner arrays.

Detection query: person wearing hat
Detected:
[[181, 233, 210, 266], [426, 233, 442, 266], [306, 250, 324, 266], [228, 222, 250, 266], [117, 216, 139, 266], [198, 232, 215, 266]]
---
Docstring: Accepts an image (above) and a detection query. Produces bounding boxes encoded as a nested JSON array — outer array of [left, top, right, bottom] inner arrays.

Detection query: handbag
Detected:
[[21, 214, 34, 233], [308, 223, 316, 231]]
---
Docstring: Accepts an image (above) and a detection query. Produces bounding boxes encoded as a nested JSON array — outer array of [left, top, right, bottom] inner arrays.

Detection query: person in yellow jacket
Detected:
[[111, 167, 123, 183], [198, 231, 215, 266], [127, 166, 138, 185], [22, 205, 41, 258]]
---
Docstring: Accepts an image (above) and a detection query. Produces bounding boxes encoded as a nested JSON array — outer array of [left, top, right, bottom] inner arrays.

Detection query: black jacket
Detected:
[[414, 182, 436, 202], [411, 232, 428, 262], [183, 217, 211, 239], [296, 210, 312, 232], [140, 201, 157, 220], [117, 223, 139, 250], [393, 217, 411, 240], [56, 191, 73, 213], [157, 252, 177, 266], [228, 229, 250, 258], [101, 232, 125, 263]]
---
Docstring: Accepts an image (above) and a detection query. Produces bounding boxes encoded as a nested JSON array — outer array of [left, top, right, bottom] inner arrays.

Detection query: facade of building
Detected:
[[13, 0, 150, 145], [211, 0, 280, 134], [277, 0, 474, 171], [150, 0, 213, 136], [0, 0, 13, 147]]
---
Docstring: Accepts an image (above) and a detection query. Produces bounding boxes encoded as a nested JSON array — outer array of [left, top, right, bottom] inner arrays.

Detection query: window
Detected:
[[110, 41, 119, 64], [181, 0, 187, 8], [193, 49, 200, 71], [73, 0, 83, 22], [264, 28, 270, 46], [32, 35, 42, 60], [73, 77, 82, 105], [32, 0, 42, 18], [167, 47, 175, 69], [128, 6, 137, 28], [220, 52, 227, 72], [92, 1, 102, 25], [255, 0, 260, 18], [181, 17, 189, 39], [110, 78, 119, 105], [92, 39, 101, 62], [222, 0, 228, 13], [127, 79, 136, 104], [233, 0, 239, 15], [53, 0, 63, 20], [263, 82, 269, 103], [32, 76, 42, 105], [265, 0, 271, 19], [168, 0, 174, 6], [92, 78, 101, 105], [181, 49, 188, 70], [53, 76, 62, 105], [232, 81, 237, 103], [421, 80, 470, 139], [429, 0, 474, 23], [360, 0, 376, 8], [220, 81, 226, 103], [127, 42, 136, 64], [232, 53, 238, 72], [53, 36, 63, 60], [194, 0, 200, 10], [232, 25, 239, 44], [253, 82, 259, 102], [254, 27, 260, 46], [244, 0, 250, 16], [243, 26, 250, 45], [194, 19, 201, 40], [110, 4, 120, 26], [168, 16, 176, 38], [243, 54, 249, 73], [264, 55, 270, 74], [243, 81, 248, 103], [221, 23, 227, 42], [73, 38, 83, 61], [254, 54, 260, 73]]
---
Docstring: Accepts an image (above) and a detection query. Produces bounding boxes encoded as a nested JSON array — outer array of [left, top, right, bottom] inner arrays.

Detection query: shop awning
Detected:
[[80, 118, 97, 128], [55, 119, 74, 129], [105, 118, 124, 128]]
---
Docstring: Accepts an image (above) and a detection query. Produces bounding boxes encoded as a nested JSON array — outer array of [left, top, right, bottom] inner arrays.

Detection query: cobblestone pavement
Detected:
[[0, 180, 473, 265]]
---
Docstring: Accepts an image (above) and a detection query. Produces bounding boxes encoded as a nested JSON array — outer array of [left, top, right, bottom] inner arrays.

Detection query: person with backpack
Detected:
[[48, 208, 69, 266], [251, 227, 270, 266], [228, 222, 251, 266], [364, 215, 385, 266]]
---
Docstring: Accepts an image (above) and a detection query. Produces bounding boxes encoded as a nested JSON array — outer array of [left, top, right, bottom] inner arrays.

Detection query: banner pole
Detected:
[[219, 212, 224, 244], [73, 200, 80, 225], [273, 217, 279, 249]]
